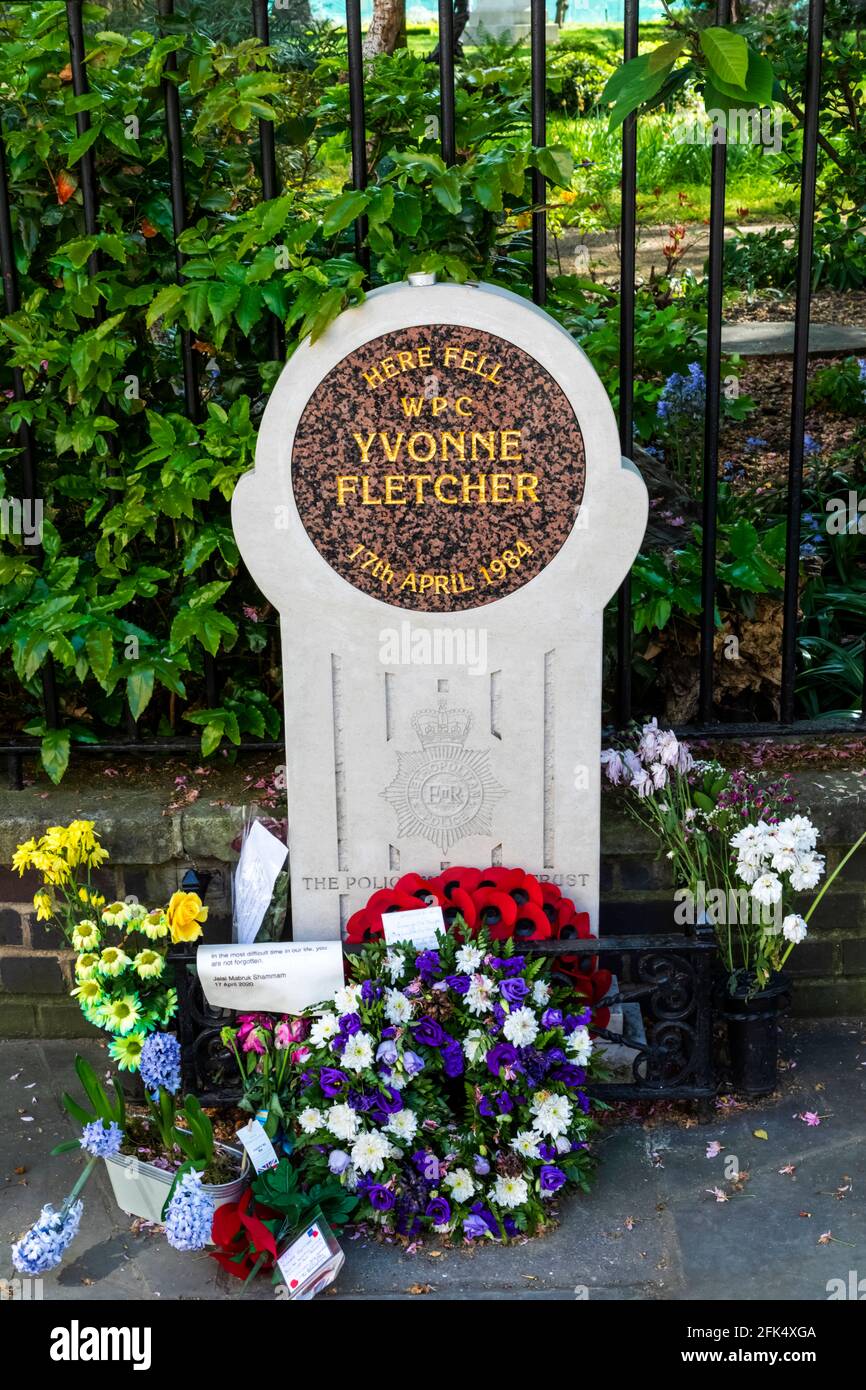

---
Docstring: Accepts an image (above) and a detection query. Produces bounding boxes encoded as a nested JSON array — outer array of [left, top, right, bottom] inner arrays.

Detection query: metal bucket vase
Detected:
[[104, 1142, 247, 1228], [721, 971, 792, 1097]]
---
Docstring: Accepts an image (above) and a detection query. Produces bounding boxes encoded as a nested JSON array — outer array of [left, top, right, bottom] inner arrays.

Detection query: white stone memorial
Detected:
[[232, 278, 647, 939]]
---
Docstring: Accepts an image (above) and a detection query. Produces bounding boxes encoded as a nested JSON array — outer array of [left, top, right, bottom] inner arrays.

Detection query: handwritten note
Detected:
[[277, 1221, 344, 1300], [382, 905, 445, 950], [197, 940, 343, 1014]]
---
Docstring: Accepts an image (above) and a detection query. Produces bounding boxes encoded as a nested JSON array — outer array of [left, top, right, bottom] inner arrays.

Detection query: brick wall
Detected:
[[0, 770, 864, 1036]]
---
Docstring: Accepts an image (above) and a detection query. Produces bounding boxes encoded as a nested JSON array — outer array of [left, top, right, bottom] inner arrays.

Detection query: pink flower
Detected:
[[274, 1021, 292, 1050], [706, 1140, 722, 1158], [290, 1046, 311, 1064], [242, 1028, 267, 1055], [800, 1111, 821, 1126]]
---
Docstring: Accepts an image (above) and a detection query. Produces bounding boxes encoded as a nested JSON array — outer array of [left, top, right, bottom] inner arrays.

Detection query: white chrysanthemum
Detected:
[[384, 1108, 418, 1143], [532, 979, 551, 1006], [769, 843, 798, 874], [342, 1031, 375, 1073], [493, 1174, 529, 1209], [309, 1012, 339, 1047], [455, 943, 484, 973], [789, 853, 824, 891], [730, 822, 772, 855], [384, 987, 413, 1026], [777, 815, 818, 853], [751, 872, 783, 906], [511, 1129, 542, 1159], [384, 950, 406, 982], [567, 1025, 593, 1066], [530, 1091, 573, 1137], [782, 913, 808, 944], [326, 1103, 360, 1142], [334, 982, 362, 1014], [465, 974, 496, 1016], [443, 1167, 475, 1203], [351, 1130, 392, 1174], [735, 857, 761, 886], [298, 1107, 323, 1134], [463, 1028, 487, 1064], [503, 1006, 539, 1047]]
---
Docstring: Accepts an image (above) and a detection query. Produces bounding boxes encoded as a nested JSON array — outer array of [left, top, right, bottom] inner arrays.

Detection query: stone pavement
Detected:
[[1, 1021, 864, 1302]]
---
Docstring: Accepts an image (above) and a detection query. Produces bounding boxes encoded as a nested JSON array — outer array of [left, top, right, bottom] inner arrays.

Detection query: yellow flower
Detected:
[[101, 901, 132, 927], [133, 949, 164, 980], [71, 978, 104, 1008], [72, 919, 101, 951], [102, 995, 142, 1035], [166, 891, 208, 944], [140, 910, 169, 941], [33, 889, 55, 922], [75, 952, 100, 980], [98, 945, 131, 977], [12, 838, 36, 874]]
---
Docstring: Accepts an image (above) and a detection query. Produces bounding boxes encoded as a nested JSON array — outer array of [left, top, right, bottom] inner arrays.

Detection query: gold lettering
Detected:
[[361, 477, 382, 505], [500, 429, 522, 461], [516, 473, 539, 502], [384, 475, 406, 505], [440, 431, 465, 461], [490, 473, 513, 503], [336, 476, 358, 505], [378, 431, 404, 463], [471, 431, 496, 461], [461, 475, 487, 503], [433, 474, 458, 503], [352, 432, 376, 463], [401, 397, 424, 417], [407, 432, 437, 463], [455, 396, 473, 416]]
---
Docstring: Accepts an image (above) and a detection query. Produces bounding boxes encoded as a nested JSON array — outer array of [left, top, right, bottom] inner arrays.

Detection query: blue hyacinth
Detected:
[[164, 1170, 214, 1251], [11, 1200, 83, 1275], [656, 362, 706, 423], [80, 1119, 124, 1159], [139, 1031, 182, 1099]]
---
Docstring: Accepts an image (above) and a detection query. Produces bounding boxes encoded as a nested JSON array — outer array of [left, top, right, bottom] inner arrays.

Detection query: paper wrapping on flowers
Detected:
[[197, 941, 344, 1014]]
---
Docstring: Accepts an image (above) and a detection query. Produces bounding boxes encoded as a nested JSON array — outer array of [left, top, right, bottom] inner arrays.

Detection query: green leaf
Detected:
[[127, 664, 155, 719], [431, 170, 462, 214], [67, 124, 100, 165], [85, 625, 114, 684], [41, 729, 70, 785], [700, 26, 749, 91], [532, 145, 574, 189], [146, 284, 185, 328], [648, 35, 687, 74], [322, 189, 368, 238]]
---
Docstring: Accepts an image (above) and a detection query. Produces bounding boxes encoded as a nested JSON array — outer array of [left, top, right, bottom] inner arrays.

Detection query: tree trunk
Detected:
[[555, 0, 568, 25], [363, 0, 407, 57]]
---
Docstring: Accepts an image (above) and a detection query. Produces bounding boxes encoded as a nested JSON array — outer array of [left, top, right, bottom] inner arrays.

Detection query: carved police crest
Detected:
[[382, 700, 506, 852]]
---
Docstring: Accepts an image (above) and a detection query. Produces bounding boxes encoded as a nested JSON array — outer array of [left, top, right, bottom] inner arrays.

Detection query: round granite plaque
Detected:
[[291, 323, 586, 612]]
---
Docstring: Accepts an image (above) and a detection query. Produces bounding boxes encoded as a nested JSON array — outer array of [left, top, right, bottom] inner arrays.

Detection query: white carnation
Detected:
[[298, 1107, 323, 1134], [503, 1006, 539, 1047], [334, 982, 362, 1014], [350, 1130, 393, 1174], [465, 974, 496, 1016], [385, 1108, 418, 1143], [567, 1024, 593, 1066], [455, 943, 484, 972]]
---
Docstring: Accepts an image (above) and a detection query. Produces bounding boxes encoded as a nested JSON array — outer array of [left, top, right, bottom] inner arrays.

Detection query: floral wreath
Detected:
[[346, 867, 612, 1030], [289, 929, 598, 1243]]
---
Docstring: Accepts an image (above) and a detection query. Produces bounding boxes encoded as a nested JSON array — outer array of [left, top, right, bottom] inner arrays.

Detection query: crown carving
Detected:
[[412, 700, 472, 748]]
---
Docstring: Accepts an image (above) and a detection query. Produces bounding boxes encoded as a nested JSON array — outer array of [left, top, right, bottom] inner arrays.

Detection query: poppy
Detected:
[[472, 888, 517, 939], [512, 902, 552, 940], [440, 888, 477, 935], [432, 866, 483, 899], [393, 873, 440, 904]]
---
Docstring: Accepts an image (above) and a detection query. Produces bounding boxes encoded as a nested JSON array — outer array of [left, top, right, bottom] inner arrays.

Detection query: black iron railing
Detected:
[[169, 927, 719, 1110], [0, 0, 842, 788]]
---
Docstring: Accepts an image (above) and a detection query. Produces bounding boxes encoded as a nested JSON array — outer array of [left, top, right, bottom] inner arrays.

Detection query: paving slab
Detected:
[[1, 1021, 863, 1301], [720, 321, 866, 357]]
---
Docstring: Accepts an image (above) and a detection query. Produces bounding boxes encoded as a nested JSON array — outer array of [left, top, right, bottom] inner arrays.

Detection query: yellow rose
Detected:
[[166, 891, 208, 944]]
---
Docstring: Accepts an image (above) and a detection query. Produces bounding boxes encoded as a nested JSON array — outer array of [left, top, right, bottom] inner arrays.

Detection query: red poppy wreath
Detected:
[[346, 867, 611, 1031]]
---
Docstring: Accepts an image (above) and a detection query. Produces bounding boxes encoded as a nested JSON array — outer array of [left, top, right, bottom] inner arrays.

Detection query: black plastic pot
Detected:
[[721, 971, 791, 1097]]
